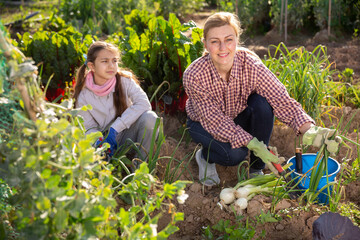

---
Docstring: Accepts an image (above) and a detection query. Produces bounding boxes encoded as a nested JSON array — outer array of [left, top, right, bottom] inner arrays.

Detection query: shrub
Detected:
[[263, 43, 338, 123], [16, 26, 94, 101], [111, 10, 203, 114], [1, 27, 190, 239]]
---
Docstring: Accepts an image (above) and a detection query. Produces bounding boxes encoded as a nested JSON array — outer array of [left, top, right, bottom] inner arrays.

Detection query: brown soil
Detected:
[[156, 11, 360, 239], [158, 107, 360, 239]]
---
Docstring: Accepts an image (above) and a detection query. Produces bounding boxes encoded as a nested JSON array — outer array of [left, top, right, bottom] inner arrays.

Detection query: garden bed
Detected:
[[1, 5, 360, 239], [158, 106, 360, 239], [156, 17, 360, 237]]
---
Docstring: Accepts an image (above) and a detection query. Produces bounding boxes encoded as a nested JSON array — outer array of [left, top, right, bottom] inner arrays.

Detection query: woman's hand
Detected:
[[247, 138, 280, 164], [247, 138, 280, 175], [302, 125, 341, 153]]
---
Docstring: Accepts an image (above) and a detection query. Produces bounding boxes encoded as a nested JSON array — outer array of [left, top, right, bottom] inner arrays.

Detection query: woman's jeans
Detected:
[[116, 110, 158, 161], [187, 94, 274, 170]]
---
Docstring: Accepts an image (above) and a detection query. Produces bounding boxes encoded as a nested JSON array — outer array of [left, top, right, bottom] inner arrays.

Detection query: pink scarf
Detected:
[[85, 72, 116, 96]]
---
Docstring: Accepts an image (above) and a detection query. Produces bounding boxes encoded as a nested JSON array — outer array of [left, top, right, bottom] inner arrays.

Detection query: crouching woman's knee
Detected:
[[221, 148, 249, 166]]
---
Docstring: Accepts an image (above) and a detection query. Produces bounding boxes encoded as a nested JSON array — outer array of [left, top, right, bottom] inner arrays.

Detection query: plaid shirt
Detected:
[[183, 49, 314, 149]]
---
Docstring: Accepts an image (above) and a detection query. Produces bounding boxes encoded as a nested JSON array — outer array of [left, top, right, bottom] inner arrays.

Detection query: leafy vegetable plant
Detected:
[[114, 10, 203, 113], [202, 217, 265, 240], [0, 31, 190, 239], [263, 43, 338, 123], [16, 25, 94, 101]]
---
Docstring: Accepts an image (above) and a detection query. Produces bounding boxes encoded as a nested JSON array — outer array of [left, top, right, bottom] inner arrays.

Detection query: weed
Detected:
[[255, 210, 282, 225], [202, 216, 265, 240], [339, 202, 360, 226]]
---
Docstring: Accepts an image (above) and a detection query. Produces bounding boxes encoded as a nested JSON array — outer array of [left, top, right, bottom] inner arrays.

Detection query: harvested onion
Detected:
[[219, 188, 236, 204], [233, 197, 248, 215]]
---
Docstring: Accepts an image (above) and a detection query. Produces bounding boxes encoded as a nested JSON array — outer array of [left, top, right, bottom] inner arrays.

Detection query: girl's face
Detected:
[[203, 24, 237, 73], [88, 49, 119, 85]]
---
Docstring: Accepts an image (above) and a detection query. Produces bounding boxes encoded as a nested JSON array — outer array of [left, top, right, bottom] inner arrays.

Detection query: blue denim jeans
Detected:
[[187, 94, 274, 170]]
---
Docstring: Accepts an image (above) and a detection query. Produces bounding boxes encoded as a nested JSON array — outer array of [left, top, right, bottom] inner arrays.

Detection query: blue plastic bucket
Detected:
[[287, 153, 341, 204]]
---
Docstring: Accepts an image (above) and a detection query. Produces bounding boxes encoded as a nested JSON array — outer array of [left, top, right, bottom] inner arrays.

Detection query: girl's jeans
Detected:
[[116, 110, 158, 161], [187, 94, 274, 170]]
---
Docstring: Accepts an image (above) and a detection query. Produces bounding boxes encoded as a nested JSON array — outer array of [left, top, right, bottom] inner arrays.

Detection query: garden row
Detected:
[[8, 8, 360, 120], [1, 4, 360, 239], [5, 1, 359, 36]]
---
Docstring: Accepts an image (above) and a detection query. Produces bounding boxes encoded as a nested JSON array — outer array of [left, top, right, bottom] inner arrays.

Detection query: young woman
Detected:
[[73, 41, 158, 160], [183, 12, 337, 186]]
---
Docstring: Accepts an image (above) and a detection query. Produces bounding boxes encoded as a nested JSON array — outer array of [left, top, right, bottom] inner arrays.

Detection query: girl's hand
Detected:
[[95, 128, 118, 156], [103, 127, 118, 155]]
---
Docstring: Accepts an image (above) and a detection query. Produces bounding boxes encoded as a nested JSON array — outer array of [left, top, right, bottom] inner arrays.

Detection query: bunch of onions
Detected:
[[219, 174, 285, 215]]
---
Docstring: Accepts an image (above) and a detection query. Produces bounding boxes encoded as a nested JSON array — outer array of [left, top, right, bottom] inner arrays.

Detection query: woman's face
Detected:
[[204, 24, 237, 72], [88, 49, 119, 85]]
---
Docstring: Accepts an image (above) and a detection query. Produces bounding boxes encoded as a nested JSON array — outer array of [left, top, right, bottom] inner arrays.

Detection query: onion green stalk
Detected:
[[233, 174, 277, 190], [235, 179, 286, 199]]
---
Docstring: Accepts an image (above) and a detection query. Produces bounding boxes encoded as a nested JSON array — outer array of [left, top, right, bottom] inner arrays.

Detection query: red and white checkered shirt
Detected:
[[183, 49, 314, 149]]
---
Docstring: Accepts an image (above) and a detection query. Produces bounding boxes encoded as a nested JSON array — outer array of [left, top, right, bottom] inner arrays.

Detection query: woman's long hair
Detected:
[[73, 41, 139, 119]]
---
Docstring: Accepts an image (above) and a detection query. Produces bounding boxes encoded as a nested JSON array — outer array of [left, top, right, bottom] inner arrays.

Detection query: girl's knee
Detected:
[[140, 110, 158, 125]]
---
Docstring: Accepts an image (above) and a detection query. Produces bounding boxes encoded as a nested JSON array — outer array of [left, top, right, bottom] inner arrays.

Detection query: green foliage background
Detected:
[[114, 10, 203, 100]]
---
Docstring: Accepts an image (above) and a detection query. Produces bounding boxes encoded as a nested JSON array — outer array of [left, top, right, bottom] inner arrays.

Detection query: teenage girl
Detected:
[[73, 41, 158, 159]]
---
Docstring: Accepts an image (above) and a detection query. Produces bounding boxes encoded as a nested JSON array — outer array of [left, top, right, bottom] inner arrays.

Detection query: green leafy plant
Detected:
[[59, 0, 114, 36], [0, 178, 18, 240], [202, 216, 265, 240], [109, 116, 195, 184], [344, 128, 360, 184], [219, 0, 272, 34], [58, 0, 204, 36], [16, 26, 94, 101], [153, 0, 205, 19], [161, 129, 195, 183], [115, 162, 190, 238], [329, 82, 360, 108], [270, 0, 360, 34], [1, 99, 190, 239], [338, 68, 354, 83], [255, 210, 281, 225], [0, 33, 190, 239], [115, 10, 203, 114], [300, 111, 360, 206], [264, 43, 338, 123], [345, 156, 360, 184], [339, 202, 360, 226]]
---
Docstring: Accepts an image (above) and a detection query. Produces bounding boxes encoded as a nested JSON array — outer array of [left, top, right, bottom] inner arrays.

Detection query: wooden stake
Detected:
[[280, 0, 284, 35], [235, 0, 238, 16], [92, 0, 96, 24], [15, 76, 37, 122], [285, 0, 288, 43], [328, 0, 332, 37]]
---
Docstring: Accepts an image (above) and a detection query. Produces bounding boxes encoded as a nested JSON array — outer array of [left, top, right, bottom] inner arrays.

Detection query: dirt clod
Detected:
[[275, 199, 292, 211]]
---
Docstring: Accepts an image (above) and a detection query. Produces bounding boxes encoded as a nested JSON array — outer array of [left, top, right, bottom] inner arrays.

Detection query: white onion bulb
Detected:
[[220, 188, 236, 204]]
